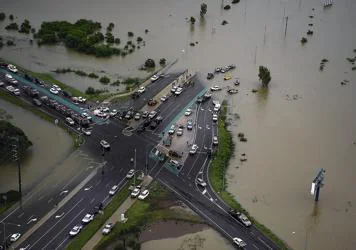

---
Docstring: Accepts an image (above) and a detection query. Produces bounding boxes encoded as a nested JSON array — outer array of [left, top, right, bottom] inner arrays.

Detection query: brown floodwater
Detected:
[[0, 0, 356, 249]]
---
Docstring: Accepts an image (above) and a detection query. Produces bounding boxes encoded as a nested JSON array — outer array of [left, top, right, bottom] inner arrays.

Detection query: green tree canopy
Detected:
[[258, 66, 272, 87]]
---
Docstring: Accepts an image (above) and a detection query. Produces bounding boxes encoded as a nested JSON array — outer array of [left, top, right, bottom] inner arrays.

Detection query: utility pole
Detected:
[[263, 24, 267, 46], [284, 16, 289, 38], [254, 46, 257, 65], [133, 148, 137, 186], [11, 138, 22, 197]]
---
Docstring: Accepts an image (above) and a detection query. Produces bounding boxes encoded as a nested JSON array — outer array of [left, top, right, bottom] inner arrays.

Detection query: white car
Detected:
[[175, 87, 183, 95], [110, 109, 118, 117], [7, 64, 18, 73], [210, 85, 222, 91], [50, 87, 59, 95], [66, 117, 75, 126], [138, 189, 150, 200], [213, 136, 218, 145], [69, 225, 83, 237], [53, 84, 61, 91], [238, 213, 252, 227], [233, 237, 247, 248], [131, 188, 140, 198], [0, 80, 4, 87], [126, 169, 135, 179], [109, 185, 119, 195], [213, 103, 221, 112], [160, 95, 168, 102], [6, 85, 15, 92], [212, 114, 218, 122], [81, 112, 92, 121], [138, 86, 146, 94], [100, 140, 110, 149], [176, 128, 183, 136], [189, 144, 198, 155], [13, 88, 20, 95], [5, 73, 13, 79], [78, 96, 86, 103], [196, 178, 207, 187], [151, 74, 159, 82], [134, 113, 141, 120], [171, 86, 177, 93], [102, 223, 114, 235], [148, 110, 157, 119], [82, 128, 92, 136], [168, 125, 175, 135], [10, 233, 21, 242], [81, 213, 94, 224], [184, 109, 192, 116]]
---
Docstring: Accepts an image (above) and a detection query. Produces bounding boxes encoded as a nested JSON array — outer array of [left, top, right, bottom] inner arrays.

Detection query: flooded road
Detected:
[[1, 0, 356, 249], [0, 99, 73, 193]]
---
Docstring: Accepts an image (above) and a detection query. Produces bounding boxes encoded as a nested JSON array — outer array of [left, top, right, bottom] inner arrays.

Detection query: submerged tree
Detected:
[[190, 16, 196, 24], [258, 66, 271, 87], [200, 3, 207, 17]]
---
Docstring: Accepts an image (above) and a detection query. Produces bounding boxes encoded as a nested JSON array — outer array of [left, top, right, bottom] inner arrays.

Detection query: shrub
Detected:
[[6, 40, 15, 46], [128, 31, 134, 37], [19, 19, 31, 34], [0, 12, 5, 21], [85, 86, 95, 95], [190, 16, 196, 24], [5, 23, 19, 31], [114, 38, 120, 44], [224, 5, 231, 10], [301, 37, 308, 44], [107, 22, 114, 32], [159, 58, 166, 66], [88, 73, 99, 78], [232, 0, 240, 3], [106, 33, 114, 44], [145, 29, 149, 33], [137, 36, 143, 42], [144, 58, 155, 68], [99, 76, 110, 84], [9, 14, 14, 21]]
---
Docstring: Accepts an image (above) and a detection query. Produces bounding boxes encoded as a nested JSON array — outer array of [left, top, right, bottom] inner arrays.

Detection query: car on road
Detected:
[[238, 213, 252, 227], [102, 223, 114, 235], [69, 225, 83, 237], [160, 95, 168, 102], [7, 64, 18, 73], [148, 110, 157, 119], [10, 233, 21, 242], [151, 74, 159, 82], [233, 237, 247, 248], [0, 80, 4, 87], [138, 189, 150, 200], [213, 103, 221, 112], [196, 178, 207, 187], [53, 84, 62, 91], [81, 213, 94, 224], [82, 128, 92, 136], [136, 124, 145, 133], [142, 111, 149, 119], [126, 169, 135, 179], [207, 72, 214, 80], [227, 88, 238, 94], [78, 96, 86, 103], [189, 144, 198, 155], [134, 112, 141, 120], [66, 117, 75, 126], [168, 125, 176, 135], [196, 96, 203, 103], [32, 98, 42, 106], [212, 114, 218, 122], [171, 86, 177, 93], [213, 136, 218, 145], [176, 128, 183, 136], [131, 187, 140, 198], [138, 86, 146, 94], [184, 108, 192, 116], [50, 87, 59, 95], [155, 115, 163, 124], [175, 87, 183, 95], [187, 119, 193, 130], [81, 112, 92, 121], [100, 140, 110, 149], [210, 85, 222, 91], [109, 185, 119, 195]]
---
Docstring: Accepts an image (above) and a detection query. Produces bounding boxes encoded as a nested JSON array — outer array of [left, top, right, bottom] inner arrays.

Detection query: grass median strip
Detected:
[[208, 101, 289, 250], [94, 181, 203, 250], [66, 179, 133, 250]]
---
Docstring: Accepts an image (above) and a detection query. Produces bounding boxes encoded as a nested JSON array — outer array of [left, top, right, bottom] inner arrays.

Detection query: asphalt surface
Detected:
[[0, 67, 279, 250]]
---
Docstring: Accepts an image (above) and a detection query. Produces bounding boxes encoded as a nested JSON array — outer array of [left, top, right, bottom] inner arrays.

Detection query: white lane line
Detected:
[[38, 195, 44, 201], [47, 198, 53, 204], [95, 180, 101, 186], [84, 186, 92, 191], [18, 212, 24, 218], [54, 238, 68, 250], [102, 195, 110, 204], [253, 243, 259, 249], [27, 215, 34, 221], [105, 183, 111, 188], [42, 208, 85, 250], [159, 179, 233, 239], [27, 198, 84, 250], [258, 237, 273, 250], [90, 198, 95, 204]]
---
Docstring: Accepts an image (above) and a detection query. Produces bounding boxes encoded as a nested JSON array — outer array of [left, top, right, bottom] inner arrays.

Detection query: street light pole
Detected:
[[11, 137, 22, 197], [1, 222, 5, 250], [134, 148, 137, 186], [145, 144, 151, 176]]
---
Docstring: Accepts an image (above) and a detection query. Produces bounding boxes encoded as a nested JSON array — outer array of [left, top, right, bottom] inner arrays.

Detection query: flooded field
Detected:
[[0, 0, 356, 249]]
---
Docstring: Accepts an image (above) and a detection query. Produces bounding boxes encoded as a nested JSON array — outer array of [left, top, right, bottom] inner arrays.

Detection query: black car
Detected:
[[196, 97, 203, 104], [228, 209, 241, 219], [150, 121, 158, 129], [136, 125, 145, 133], [155, 116, 163, 124], [131, 91, 140, 99], [207, 72, 214, 80], [143, 119, 151, 127]]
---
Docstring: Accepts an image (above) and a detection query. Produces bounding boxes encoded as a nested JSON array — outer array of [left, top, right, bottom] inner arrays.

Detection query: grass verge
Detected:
[[94, 181, 203, 250], [208, 101, 289, 250], [66, 180, 134, 250]]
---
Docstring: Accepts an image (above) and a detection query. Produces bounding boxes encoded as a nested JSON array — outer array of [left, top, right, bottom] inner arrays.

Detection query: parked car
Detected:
[[233, 237, 247, 248], [189, 144, 198, 155], [102, 223, 114, 235], [82, 128, 92, 136], [175, 87, 183, 95], [10, 233, 21, 242], [50, 87, 59, 95], [184, 109, 192, 116], [224, 74, 232, 80], [134, 112, 141, 120], [131, 188, 140, 198], [109, 185, 119, 195], [171, 86, 177, 93], [138, 189, 150, 200], [150, 74, 159, 82], [148, 110, 157, 119], [168, 125, 176, 135], [196, 178, 207, 187], [228, 209, 241, 219], [187, 119, 193, 130], [69, 225, 83, 237], [66, 117, 75, 126], [32, 98, 42, 106], [100, 140, 110, 149], [227, 88, 238, 94], [207, 72, 214, 80], [160, 95, 168, 102], [136, 124, 145, 133], [0, 80, 4, 87], [210, 85, 222, 91], [138, 86, 146, 94], [238, 213, 252, 227], [212, 114, 218, 122], [126, 169, 135, 179], [7, 64, 18, 73], [110, 109, 118, 117], [213, 136, 218, 145], [177, 128, 183, 136], [81, 213, 94, 224], [142, 111, 149, 119], [155, 116, 163, 124]]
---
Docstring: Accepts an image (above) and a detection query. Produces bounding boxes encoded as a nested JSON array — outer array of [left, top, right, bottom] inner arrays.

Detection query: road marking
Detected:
[[47, 198, 53, 204], [42, 208, 85, 250], [258, 237, 273, 250], [59, 190, 69, 196], [84, 186, 92, 191], [55, 212, 64, 219], [26, 218, 38, 225], [95, 180, 101, 186], [253, 243, 259, 249], [90, 198, 96, 204], [55, 238, 68, 250], [19, 244, 30, 250], [37, 195, 44, 201], [105, 183, 111, 188], [102, 195, 110, 204], [18, 212, 24, 218], [27, 198, 84, 250]]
